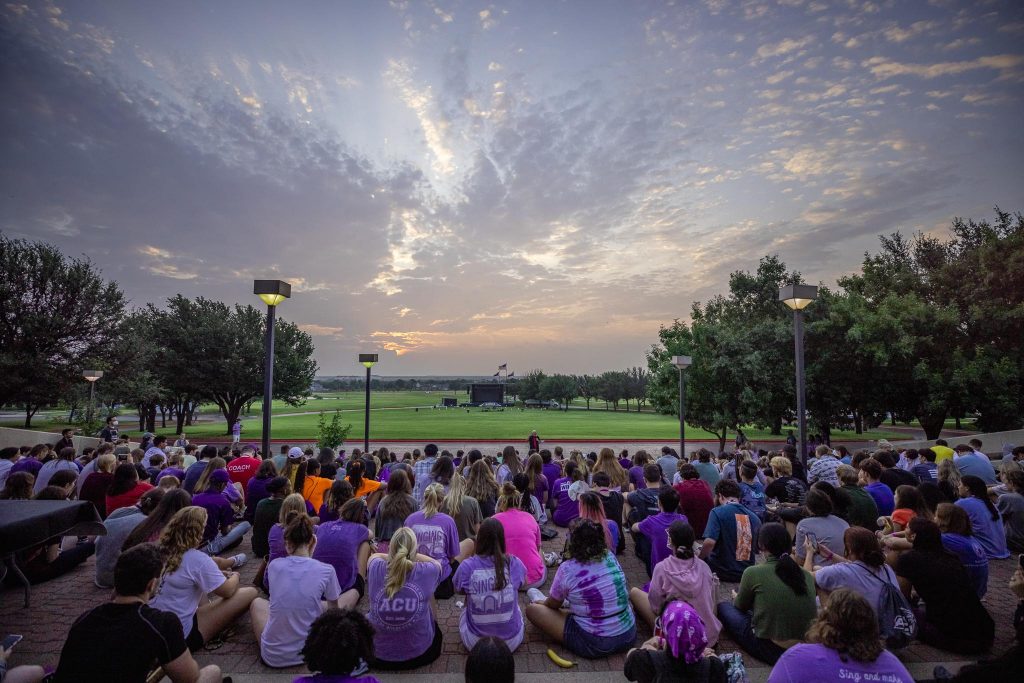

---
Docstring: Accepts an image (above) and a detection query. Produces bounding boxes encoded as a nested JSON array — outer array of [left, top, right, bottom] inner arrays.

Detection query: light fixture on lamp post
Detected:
[[254, 280, 291, 460], [83, 370, 104, 426], [359, 354, 379, 454], [671, 356, 692, 458], [778, 283, 818, 472]]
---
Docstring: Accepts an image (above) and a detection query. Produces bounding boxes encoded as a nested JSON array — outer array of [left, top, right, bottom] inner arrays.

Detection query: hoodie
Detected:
[[647, 554, 722, 647]]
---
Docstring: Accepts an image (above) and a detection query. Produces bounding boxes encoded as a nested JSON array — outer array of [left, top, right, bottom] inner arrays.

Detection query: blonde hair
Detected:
[[496, 481, 521, 512], [569, 450, 589, 478], [385, 527, 418, 599], [159, 506, 207, 575], [96, 453, 116, 474], [158, 475, 181, 489], [770, 456, 792, 477], [443, 473, 467, 516], [193, 457, 226, 493], [279, 493, 308, 526], [594, 447, 629, 489], [466, 460, 498, 501], [422, 483, 445, 518]]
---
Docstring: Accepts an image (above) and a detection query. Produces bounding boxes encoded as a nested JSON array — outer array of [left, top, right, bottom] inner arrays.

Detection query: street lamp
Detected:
[[359, 354, 379, 453], [83, 370, 104, 426], [779, 283, 818, 472], [254, 279, 292, 459], [671, 356, 691, 458]]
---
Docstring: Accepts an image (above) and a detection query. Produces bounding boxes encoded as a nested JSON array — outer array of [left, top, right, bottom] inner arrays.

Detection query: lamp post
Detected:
[[83, 370, 104, 426], [671, 356, 692, 458], [778, 283, 818, 472], [254, 280, 292, 460], [359, 354, 379, 453]]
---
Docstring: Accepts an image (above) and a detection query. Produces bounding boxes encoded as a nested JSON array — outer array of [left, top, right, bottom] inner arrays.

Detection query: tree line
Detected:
[[510, 368, 651, 412], [644, 208, 1024, 451], [0, 234, 318, 434]]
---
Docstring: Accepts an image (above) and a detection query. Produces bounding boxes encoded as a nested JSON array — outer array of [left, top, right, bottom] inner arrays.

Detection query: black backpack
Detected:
[[856, 563, 917, 649]]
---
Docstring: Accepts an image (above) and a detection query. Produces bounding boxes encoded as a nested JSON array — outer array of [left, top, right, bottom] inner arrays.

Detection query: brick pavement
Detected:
[[1, 525, 1019, 681]]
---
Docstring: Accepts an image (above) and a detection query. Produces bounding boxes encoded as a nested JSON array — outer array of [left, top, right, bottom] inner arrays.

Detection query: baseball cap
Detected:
[[288, 446, 304, 459]]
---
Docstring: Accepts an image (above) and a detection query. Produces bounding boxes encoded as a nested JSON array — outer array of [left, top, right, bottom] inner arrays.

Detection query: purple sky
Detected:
[[2, 0, 1022, 375]]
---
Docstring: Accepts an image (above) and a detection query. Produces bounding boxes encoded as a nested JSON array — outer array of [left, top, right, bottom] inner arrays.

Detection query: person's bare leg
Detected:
[[2, 666, 46, 683], [524, 603, 568, 643], [197, 664, 222, 683], [457, 538, 475, 562], [357, 541, 371, 577], [212, 556, 234, 571], [629, 587, 656, 630], [338, 588, 360, 610], [197, 586, 259, 642], [250, 596, 270, 643]]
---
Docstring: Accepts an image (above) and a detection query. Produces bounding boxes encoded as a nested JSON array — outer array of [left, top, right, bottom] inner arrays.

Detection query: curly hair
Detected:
[[301, 608, 375, 675], [566, 519, 608, 564], [158, 506, 207, 574], [496, 481, 521, 513], [466, 459, 499, 502], [807, 588, 884, 663], [593, 447, 629, 489], [323, 479, 354, 518]]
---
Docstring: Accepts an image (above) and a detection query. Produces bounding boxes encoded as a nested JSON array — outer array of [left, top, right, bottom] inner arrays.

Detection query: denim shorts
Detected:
[[563, 615, 636, 659]]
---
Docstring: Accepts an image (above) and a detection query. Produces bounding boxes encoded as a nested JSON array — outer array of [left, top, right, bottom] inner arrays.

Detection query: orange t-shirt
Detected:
[[302, 476, 333, 511], [891, 508, 916, 528], [348, 477, 382, 499]]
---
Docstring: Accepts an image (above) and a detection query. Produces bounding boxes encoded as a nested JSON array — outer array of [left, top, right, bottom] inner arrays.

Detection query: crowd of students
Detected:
[[0, 434, 1023, 683]]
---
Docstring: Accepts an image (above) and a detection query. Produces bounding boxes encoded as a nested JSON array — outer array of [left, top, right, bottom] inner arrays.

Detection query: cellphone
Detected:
[[805, 533, 818, 551], [1, 634, 22, 650]]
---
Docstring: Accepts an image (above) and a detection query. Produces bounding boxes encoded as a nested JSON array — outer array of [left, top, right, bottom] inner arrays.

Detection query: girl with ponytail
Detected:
[[367, 527, 445, 669], [250, 513, 359, 668], [717, 522, 817, 664], [494, 482, 545, 589], [956, 474, 1010, 559], [405, 483, 466, 598], [628, 520, 721, 647]]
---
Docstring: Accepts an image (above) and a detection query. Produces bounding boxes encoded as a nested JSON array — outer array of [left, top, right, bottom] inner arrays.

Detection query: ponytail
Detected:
[[759, 523, 807, 596], [284, 513, 315, 550], [422, 483, 444, 518], [961, 475, 998, 521], [385, 528, 417, 598], [497, 481, 521, 512], [348, 460, 364, 493]]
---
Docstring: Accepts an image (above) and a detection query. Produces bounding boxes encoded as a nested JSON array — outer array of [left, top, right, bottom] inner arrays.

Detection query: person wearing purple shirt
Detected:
[[10, 452, 43, 478], [551, 462, 585, 528], [405, 484, 461, 586], [632, 487, 687, 575], [244, 464, 276, 524], [156, 466, 185, 485], [193, 470, 251, 554], [859, 460, 894, 516], [313, 498, 372, 595], [541, 452, 562, 490]]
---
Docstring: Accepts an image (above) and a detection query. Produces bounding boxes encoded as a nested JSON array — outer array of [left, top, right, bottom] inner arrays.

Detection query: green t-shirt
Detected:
[[734, 558, 817, 642], [842, 485, 880, 531]]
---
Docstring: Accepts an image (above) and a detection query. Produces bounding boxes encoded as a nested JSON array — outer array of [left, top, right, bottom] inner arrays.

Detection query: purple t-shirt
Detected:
[[618, 458, 632, 469], [628, 466, 646, 490], [533, 473, 549, 504], [452, 554, 527, 643], [865, 482, 895, 516], [245, 476, 272, 523], [405, 510, 460, 580], [10, 458, 42, 477], [638, 512, 688, 569], [192, 491, 236, 545], [367, 556, 441, 662], [156, 467, 185, 484], [767, 643, 913, 683], [550, 553, 635, 637], [312, 520, 371, 592], [542, 462, 562, 488], [551, 476, 579, 527]]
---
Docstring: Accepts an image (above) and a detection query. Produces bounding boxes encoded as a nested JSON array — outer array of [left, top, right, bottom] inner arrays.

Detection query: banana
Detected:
[[546, 648, 576, 668]]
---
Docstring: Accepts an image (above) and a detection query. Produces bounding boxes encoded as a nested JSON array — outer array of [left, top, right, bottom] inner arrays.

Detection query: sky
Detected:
[[2, 0, 1022, 376]]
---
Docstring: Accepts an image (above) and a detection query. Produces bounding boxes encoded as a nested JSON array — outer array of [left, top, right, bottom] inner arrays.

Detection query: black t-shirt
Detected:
[[54, 603, 187, 682], [765, 476, 808, 505], [624, 648, 727, 683], [627, 488, 661, 524], [894, 549, 994, 639], [880, 467, 919, 494]]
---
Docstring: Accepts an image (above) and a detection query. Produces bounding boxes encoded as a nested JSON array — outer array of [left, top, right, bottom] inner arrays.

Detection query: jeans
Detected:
[[202, 522, 251, 555], [717, 601, 785, 664]]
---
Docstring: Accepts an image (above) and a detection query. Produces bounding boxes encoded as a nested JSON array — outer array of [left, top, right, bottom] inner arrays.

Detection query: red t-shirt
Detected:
[[106, 481, 154, 514], [226, 456, 262, 491], [674, 478, 715, 537]]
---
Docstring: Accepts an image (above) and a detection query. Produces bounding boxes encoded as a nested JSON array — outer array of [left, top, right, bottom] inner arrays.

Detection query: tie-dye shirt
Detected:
[[549, 552, 635, 637]]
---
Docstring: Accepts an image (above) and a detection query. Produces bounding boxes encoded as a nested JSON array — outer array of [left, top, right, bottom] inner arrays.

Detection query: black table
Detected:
[[0, 500, 105, 607]]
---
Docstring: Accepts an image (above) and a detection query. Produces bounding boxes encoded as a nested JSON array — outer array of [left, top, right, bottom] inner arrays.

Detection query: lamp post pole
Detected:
[[254, 280, 291, 460], [779, 284, 817, 473], [83, 371, 103, 425], [671, 356, 692, 459], [359, 354, 379, 454]]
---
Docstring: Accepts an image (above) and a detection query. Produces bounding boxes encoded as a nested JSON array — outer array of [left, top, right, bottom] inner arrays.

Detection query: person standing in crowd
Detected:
[[366, 527, 444, 669], [624, 600, 727, 683], [99, 416, 119, 443], [528, 431, 541, 453], [767, 589, 914, 683], [717, 523, 816, 665], [231, 419, 242, 445], [700, 480, 762, 582]]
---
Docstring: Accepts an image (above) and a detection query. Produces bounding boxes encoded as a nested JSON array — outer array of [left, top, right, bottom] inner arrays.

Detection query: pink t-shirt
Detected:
[[493, 509, 543, 584]]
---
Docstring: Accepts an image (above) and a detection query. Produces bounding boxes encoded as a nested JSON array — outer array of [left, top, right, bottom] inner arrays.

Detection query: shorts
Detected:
[[349, 573, 366, 599], [186, 613, 204, 652], [373, 622, 443, 670], [563, 615, 636, 659], [434, 560, 459, 599]]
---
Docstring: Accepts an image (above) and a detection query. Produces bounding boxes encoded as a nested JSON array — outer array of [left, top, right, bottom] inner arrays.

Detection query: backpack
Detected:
[[856, 563, 917, 649]]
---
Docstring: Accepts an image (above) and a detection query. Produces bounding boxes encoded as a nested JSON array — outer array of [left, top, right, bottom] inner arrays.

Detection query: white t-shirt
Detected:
[[260, 556, 342, 667], [150, 549, 226, 637]]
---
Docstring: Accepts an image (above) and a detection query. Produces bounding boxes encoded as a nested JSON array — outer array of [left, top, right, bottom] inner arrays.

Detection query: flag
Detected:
[[493, 371, 500, 377], [508, 371, 515, 378], [498, 363, 507, 370]]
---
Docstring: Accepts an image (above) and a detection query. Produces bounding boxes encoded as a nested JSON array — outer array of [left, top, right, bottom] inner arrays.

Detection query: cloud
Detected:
[[756, 36, 814, 59], [863, 54, 1024, 79]]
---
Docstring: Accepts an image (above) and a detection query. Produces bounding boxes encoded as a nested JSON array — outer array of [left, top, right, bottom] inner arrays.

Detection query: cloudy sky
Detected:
[[2, 0, 1022, 376]]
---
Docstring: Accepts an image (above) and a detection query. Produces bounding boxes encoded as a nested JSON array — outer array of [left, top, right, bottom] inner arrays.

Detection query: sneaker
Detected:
[[543, 551, 560, 567], [350, 659, 369, 676], [527, 588, 546, 604], [229, 553, 247, 569]]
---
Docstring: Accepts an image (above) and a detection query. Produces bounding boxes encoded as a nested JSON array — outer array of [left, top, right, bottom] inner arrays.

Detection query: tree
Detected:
[[539, 374, 577, 410], [0, 234, 125, 427], [574, 374, 596, 409], [627, 367, 650, 412], [597, 370, 628, 411], [517, 370, 547, 402]]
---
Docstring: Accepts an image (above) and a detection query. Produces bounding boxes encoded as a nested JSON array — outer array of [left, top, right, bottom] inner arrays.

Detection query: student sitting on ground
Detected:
[[192, 469, 251, 556], [406, 482, 467, 599], [700, 480, 761, 582], [633, 487, 688, 577], [767, 588, 914, 683], [312, 497, 373, 598], [629, 520, 721, 647], [579, 490, 620, 552], [316, 479, 353, 524], [366, 527, 444, 670], [49, 543, 223, 683], [251, 513, 358, 668], [624, 600, 727, 683], [95, 487, 168, 588], [717, 523, 816, 665], [251, 477, 291, 560], [453, 518, 528, 651], [293, 609, 381, 683], [493, 481, 544, 589], [375, 469, 417, 554], [465, 636, 515, 683], [525, 519, 637, 658], [149, 506, 258, 652], [794, 489, 848, 568], [956, 474, 1010, 559], [805, 527, 901, 622]]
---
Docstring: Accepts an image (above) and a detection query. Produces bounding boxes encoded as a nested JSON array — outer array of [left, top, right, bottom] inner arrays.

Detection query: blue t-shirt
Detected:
[[739, 481, 766, 520], [955, 497, 1009, 559], [865, 482, 894, 516], [693, 462, 721, 488], [955, 453, 997, 485], [941, 532, 988, 598], [703, 502, 761, 581], [910, 462, 937, 483]]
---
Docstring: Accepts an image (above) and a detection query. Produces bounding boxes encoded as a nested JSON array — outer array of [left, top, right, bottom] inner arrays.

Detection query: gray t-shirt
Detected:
[[996, 491, 1024, 552], [656, 455, 679, 483], [814, 560, 900, 614], [795, 514, 849, 566], [95, 507, 145, 587]]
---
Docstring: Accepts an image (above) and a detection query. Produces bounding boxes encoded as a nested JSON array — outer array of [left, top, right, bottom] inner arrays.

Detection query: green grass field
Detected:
[[2, 390, 907, 442]]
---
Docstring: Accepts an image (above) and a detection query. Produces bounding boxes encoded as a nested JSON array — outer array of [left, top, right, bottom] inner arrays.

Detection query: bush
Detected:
[[317, 409, 351, 450]]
